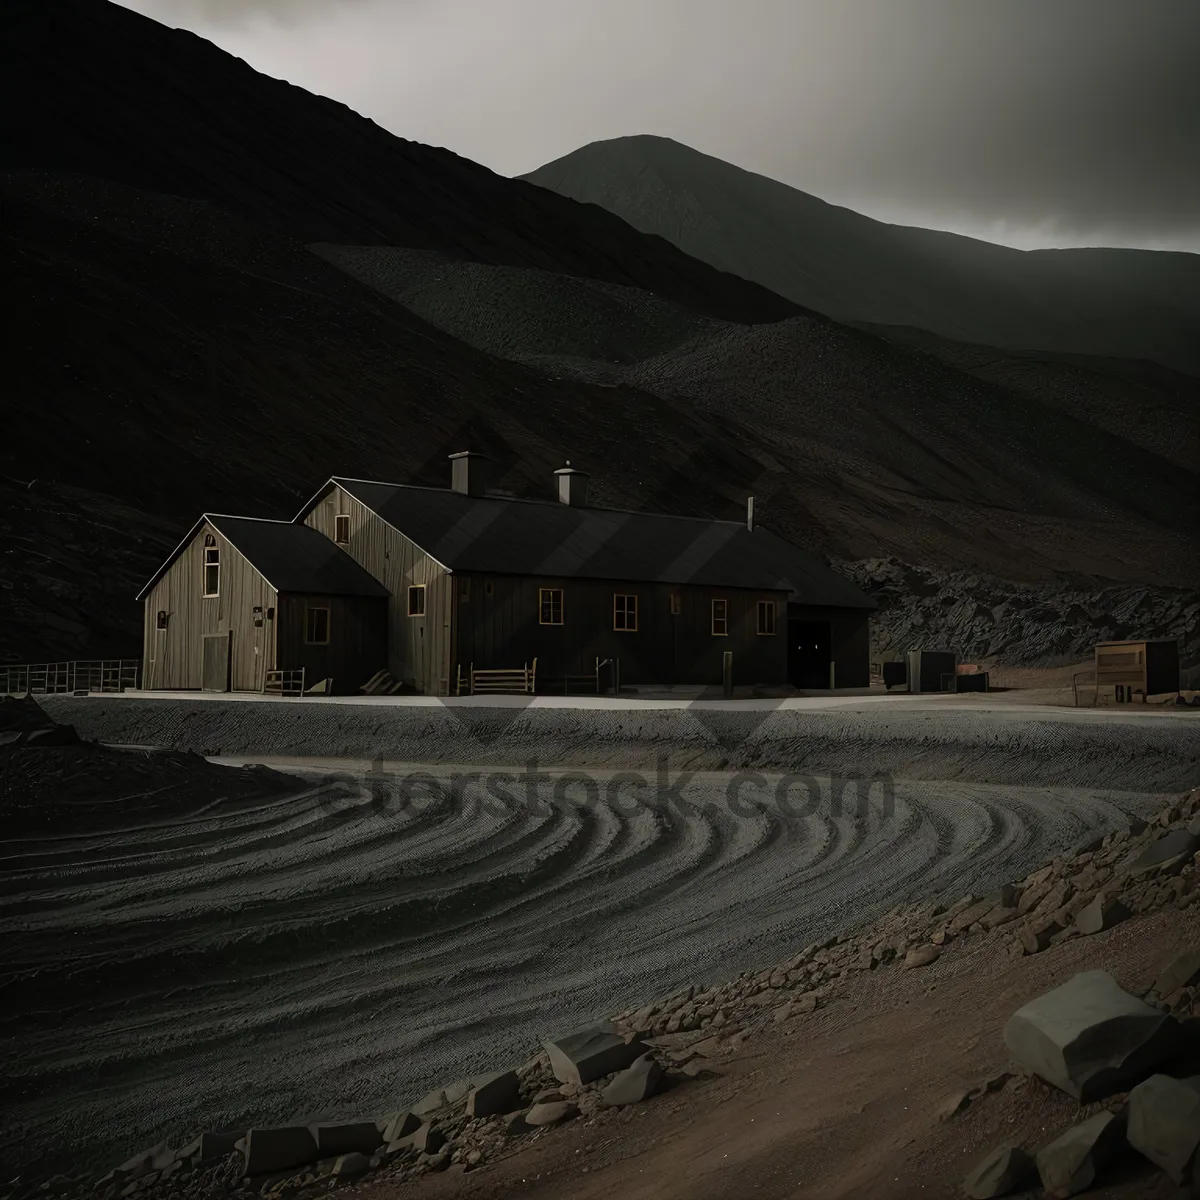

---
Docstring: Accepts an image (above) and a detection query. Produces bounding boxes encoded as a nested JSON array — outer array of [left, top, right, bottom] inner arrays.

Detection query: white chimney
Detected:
[[554, 461, 590, 507]]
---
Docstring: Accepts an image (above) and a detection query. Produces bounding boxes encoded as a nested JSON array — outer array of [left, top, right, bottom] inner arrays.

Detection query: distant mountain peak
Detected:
[[521, 138, 1200, 375]]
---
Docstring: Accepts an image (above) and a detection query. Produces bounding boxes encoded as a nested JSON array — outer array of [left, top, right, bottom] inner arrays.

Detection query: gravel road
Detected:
[[3, 698, 1196, 1177]]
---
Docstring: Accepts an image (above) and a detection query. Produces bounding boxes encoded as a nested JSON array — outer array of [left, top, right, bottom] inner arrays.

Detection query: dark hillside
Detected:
[[523, 135, 1200, 374], [5, 170, 1197, 664], [1, 0, 797, 326], [0, 173, 790, 660]]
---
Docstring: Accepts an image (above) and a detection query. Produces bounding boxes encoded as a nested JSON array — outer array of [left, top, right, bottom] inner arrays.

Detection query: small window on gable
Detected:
[[408, 585, 426, 616], [669, 593, 682, 616], [539, 588, 564, 625], [304, 605, 330, 644], [712, 599, 728, 636], [203, 534, 220, 597], [460, 577, 471, 602], [334, 514, 350, 544], [614, 593, 638, 632], [757, 600, 777, 636], [156, 610, 169, 631], [484, 580, 495, 597]]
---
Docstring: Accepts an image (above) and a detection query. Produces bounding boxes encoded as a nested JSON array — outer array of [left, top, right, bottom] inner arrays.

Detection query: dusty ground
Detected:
[[375, 906, 1197, 1200], [6, 699, 1197, 1190]]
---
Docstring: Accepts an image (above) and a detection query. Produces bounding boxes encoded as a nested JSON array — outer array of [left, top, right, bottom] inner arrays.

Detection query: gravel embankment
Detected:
[[37, 697, 1200, 791]]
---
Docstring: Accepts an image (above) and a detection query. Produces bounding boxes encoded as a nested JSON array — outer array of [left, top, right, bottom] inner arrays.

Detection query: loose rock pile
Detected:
[[962, 964, 1200, 1197], [33, 786, 1200, 1200]]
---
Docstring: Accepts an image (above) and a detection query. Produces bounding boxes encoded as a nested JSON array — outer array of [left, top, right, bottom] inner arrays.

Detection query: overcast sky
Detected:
[[118, 0, 1198, 252]]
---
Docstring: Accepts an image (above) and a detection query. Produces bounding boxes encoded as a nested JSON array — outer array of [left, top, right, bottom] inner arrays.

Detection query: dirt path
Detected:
[[381, 906, 1196, 1200]]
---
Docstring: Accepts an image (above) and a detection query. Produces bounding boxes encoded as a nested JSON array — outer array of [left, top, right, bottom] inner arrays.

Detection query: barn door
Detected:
[[202, 632, 231, 692]]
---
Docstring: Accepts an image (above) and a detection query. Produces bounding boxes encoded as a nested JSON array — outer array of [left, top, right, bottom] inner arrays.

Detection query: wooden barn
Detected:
[[138, 515, 388, 694], [294, 453, 876, 694]]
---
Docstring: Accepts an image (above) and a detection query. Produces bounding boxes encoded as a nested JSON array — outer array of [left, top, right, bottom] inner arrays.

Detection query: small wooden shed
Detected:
[[1094, 639, 1180, 702], [139, 514, 389, 694]]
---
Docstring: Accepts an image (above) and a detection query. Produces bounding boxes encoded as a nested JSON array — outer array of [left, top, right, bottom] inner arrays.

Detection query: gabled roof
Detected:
[[137, 514, 388, 601], [304, 477, 874, 609]]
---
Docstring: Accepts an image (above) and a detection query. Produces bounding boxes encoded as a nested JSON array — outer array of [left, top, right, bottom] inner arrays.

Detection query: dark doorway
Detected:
[[789, 620, 831, 688]]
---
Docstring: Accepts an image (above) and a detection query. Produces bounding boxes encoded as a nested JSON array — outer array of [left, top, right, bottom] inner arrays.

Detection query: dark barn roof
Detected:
[[322, 478, 875, 609], [137, 514, 388, 600]]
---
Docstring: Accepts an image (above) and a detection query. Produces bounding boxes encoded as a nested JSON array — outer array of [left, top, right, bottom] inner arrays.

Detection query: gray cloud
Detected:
[[139, 0, 376, 28], [119, 0, 1199, 250]]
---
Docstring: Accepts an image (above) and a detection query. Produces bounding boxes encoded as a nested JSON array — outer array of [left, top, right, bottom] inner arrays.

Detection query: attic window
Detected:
[[156, 610, 169, 631], [203, 535, 220, 597], [408, 585, 426, 617], [334, 514, 350, 544], [669, 593, 682, 616]]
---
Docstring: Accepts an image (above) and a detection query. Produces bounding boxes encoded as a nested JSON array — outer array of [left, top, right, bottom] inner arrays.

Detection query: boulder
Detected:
[[601, 1052, 663, 1106], [544, 1022, 647, 1085], [388, 1121, 444, 1157], [379, 1111, 420, 1144], [178, 1131, 241, 1165], [950, 898, 997, 932], [307, 1121, 382, 1157], [1073, 893, 1131, 936], [1003, 970, 1180, 1100], [525, 1100, 577, 1126], [1125, 830, 1200, 878], [243, 1127, 318, 1175], [1035, 1110, 1125, 1198], [101, 1142, 175, 1187], [413, 1079, 471, 1115], [1127, 1074, 1200, 1183], [502, 1112, 532, 1138], [1155, 949, 1200, 999], [981, 906, 1020, 931], [962, 1144, 1037, 1199], [466, 1069, 522, 1117], [331, 1152, 373, 1177], [1018, 916, 1061, 955], [904, 944, 941, 969]]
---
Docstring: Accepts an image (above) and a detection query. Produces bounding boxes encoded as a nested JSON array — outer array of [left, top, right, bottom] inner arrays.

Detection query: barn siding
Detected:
[[273, 593, 388, 694], [452, 573, 788, 687], [142, 521, 276, 691], [304, 485, 452, 694]]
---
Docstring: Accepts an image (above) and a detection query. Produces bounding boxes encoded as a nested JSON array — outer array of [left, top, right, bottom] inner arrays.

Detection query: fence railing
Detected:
[[457, 659, 537, 696], [264, 668, 306, 698], [0, 659, 141, 697]]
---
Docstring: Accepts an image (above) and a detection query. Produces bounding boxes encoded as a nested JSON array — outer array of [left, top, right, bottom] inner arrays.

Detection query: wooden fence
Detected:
[[264, 668, 307, 698], [0, 659, 141, 697], [456, 659, 537, 696]]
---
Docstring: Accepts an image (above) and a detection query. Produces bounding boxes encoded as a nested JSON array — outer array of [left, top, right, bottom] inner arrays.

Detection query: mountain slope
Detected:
[[522, 135, 1200, 374], [1, 0, 797, 326], [1, 6, 1196, 667], [5, 168, 1197, 667]]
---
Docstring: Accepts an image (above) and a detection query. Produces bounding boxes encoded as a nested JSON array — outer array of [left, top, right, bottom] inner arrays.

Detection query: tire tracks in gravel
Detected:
[[3, 698, 1195, 1177]]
